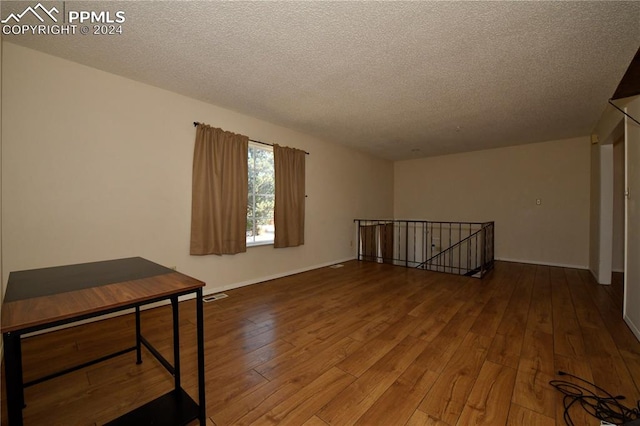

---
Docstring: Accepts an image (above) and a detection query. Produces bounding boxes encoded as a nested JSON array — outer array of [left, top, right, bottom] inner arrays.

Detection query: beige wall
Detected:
[[590, 101, 626, 284], [394, 137, 591, 268], [1, 36, 3, 357], [590, 140, 601, 279], [613, 138, 625, 272], [591, 95, 640, 341], [1, 42, 393, 293], [595, 144, 614, 284], [624, 95, 640, 340]]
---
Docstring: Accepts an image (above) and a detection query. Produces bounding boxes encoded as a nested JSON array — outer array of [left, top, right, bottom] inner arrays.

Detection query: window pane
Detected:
[[253, 217, 274, 243], [254, 195, 274, 221], [248, 173, 254, 195], [246, 217, 256, 237], [247, 194, 255, 217], [247, 144, 274, 245], [256, 177, 274, 195]]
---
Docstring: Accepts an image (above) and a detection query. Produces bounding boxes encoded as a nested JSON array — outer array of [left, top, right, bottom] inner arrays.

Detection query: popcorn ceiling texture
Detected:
[[4, 1, 639, 160]]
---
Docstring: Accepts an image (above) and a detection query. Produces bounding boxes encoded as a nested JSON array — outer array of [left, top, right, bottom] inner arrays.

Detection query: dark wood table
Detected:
[[1, 257, 206, 425]]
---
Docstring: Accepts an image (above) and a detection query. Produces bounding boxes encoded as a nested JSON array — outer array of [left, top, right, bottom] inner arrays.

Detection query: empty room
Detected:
[[1, 1, 640, 425]]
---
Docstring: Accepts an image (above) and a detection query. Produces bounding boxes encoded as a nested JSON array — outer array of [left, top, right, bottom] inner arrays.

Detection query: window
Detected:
[[247, 143, 275, 245]]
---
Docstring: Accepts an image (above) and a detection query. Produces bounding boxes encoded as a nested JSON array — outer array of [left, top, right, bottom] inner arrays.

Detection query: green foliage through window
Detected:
[[247, 144, 275, 245]]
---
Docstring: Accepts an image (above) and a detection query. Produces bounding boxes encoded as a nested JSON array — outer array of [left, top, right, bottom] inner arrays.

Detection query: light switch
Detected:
[[536, 199, 541, 205]]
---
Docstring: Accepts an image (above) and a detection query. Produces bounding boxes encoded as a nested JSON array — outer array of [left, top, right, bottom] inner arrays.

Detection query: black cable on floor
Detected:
[[549, 371, 640, 426]]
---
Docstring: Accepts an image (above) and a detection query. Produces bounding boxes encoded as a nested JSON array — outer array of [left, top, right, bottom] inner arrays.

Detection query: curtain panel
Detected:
[[190, 124, 249, 255], [274, 144, 306, 248]]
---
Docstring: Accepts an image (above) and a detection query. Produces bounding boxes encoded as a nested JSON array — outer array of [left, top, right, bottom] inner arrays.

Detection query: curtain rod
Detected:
[[193, 122, 309, 155]]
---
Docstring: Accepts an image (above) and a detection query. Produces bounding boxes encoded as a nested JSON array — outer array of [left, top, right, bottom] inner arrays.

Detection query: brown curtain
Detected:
[[190, 124, 248, 255], [274, 144, 306, 248]]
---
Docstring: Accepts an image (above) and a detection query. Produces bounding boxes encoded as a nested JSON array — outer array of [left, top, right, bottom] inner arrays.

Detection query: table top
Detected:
[[1, 257, 205, 334]]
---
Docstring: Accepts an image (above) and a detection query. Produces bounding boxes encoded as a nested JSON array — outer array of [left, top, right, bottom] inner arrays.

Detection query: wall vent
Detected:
[[203, 293, 229, 303]]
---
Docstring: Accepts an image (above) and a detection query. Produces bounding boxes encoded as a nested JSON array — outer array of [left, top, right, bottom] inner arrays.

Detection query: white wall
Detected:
[[590, 139, 602, 280], [590, 111, 627, 284], [394, 137, 591, 268], [590, 113, 624, 284], [1, 42, 394, 293], [592, 95, 640, 341], [624, 96, 640, 340], [598, 145, 614, 284], [0, 35, 4, 359], [613, 138, 625, 272]]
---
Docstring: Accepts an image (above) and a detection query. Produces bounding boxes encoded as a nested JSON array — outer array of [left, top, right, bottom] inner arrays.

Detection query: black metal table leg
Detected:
[[196, 288, 206, 425], [4, 331, 24, 426], [171, 296, 181, 391], [135, 305, 142, 364]]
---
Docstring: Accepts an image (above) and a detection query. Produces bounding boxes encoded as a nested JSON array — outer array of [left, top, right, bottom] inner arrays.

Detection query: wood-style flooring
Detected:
[[2, 261, 639, 425]]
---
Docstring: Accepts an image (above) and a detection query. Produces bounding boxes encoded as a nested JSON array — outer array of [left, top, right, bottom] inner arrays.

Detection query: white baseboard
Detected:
[[19, 257, 357, 338], [624, 315, 640, 343], [495, 257, 588, 270], [207, 257, 356, 295]]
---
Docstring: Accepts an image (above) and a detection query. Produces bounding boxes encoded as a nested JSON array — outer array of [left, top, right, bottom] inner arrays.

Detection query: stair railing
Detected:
[[354, 219, 494, 278]]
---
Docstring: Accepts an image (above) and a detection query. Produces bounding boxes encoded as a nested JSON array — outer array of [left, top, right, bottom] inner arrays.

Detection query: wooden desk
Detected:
[[1, 257, 206, 426]]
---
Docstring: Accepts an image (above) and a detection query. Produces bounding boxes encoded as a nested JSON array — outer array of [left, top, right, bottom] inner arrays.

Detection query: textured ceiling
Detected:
[[2, 1, 639, 160]]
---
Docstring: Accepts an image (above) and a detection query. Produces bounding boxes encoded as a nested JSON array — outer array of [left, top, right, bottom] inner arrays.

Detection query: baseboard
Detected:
[[624, 315, 640, 343], [495, 257, 588, 270], [208, 257, 356, 294], [19, 257, 357, 338]]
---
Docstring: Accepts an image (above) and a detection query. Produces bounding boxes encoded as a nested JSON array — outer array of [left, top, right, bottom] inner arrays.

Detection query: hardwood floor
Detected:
[[2, 261, 639, 425]]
